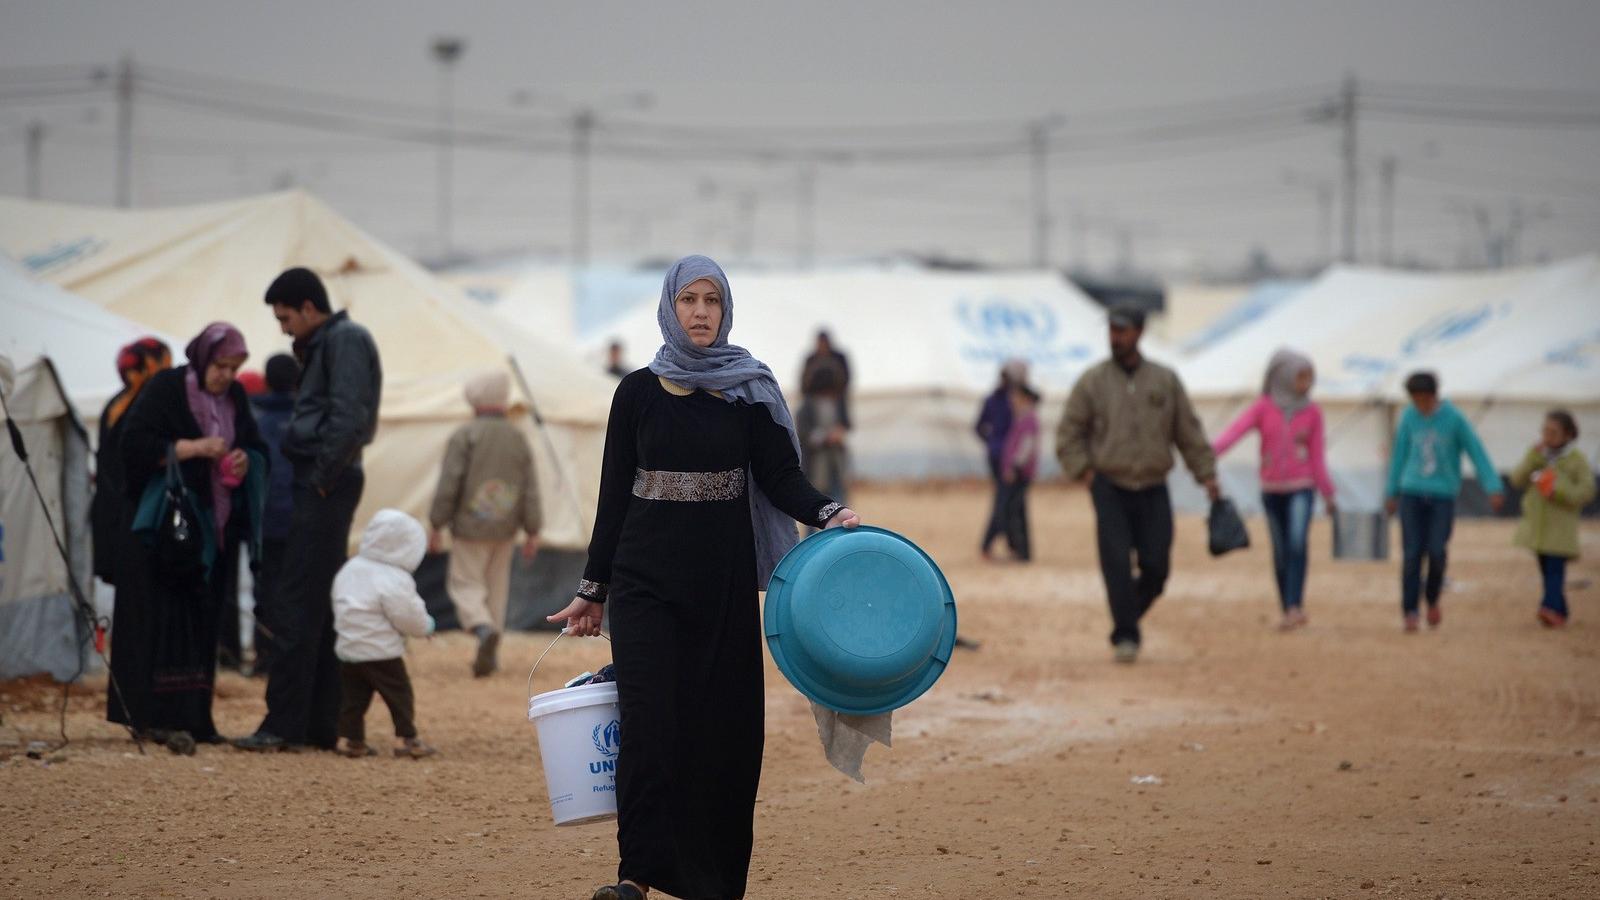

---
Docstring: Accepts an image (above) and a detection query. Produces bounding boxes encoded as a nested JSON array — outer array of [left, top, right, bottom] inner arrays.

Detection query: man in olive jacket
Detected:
[[1056, 306, 1218, 664], [237, 267, 383, 752], [428, 369, 542, 677]]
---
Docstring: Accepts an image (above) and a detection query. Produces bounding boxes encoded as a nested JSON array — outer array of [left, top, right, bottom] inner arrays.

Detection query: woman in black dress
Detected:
[[92, 337, 172, 585], [107, 322, 266, 747], [549, 255, 859, 900]]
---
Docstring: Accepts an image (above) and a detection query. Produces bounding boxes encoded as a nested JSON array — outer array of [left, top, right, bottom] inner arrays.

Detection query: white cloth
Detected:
[[811, 703, 892, 783], [333, 509, 436, 662]]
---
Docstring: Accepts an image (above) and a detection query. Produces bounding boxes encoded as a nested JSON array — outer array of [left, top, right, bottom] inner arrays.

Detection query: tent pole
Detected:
[[507, 355, 591, 538]]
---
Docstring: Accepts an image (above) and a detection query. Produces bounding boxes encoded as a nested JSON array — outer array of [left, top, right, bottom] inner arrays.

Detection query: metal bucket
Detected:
[[1332, 510, 1389, 561]]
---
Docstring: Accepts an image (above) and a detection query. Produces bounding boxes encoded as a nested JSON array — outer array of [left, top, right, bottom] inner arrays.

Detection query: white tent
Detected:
[[0, 353, 93, 681], [1180, 256, 1600, 512], [0, 256, 178, 414], [591, 269, 1170, 479], [441, 262, 579, 347], [0, 191, 615, 549]]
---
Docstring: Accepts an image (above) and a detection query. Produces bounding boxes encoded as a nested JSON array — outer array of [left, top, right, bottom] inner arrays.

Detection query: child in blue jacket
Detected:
[[1384, 372, 1505, 631]]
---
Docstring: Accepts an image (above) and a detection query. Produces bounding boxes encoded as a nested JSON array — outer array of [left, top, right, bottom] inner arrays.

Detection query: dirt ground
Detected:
[[3, 483, 1598, 899]]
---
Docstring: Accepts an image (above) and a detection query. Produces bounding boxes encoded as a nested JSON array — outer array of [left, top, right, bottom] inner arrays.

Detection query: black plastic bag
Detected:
[[1207, 497, 1250, 557]]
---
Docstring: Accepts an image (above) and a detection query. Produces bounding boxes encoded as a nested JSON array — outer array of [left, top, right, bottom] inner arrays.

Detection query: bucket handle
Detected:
[[527, 628, 612, 704]]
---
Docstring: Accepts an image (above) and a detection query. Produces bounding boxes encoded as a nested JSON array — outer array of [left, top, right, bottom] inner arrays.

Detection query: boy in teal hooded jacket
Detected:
[[1384, 372, 1504, 631]]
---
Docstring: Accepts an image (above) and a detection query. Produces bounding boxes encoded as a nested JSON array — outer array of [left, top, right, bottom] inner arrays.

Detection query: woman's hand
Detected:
[[175, 436, 227, 461], [225, 449, 248, 478], [824, 507, 861, 529], [547, 597, 605, 637]]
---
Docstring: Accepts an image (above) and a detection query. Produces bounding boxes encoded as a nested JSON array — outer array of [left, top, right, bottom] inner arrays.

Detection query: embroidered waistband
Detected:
[[632, 468, 746, 502]]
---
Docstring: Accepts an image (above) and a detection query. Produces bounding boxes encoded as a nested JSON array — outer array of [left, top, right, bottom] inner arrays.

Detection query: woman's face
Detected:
[[1294, 366, 1315, 396], [674, 278, 724, 348], [205, 354, 246, 395]]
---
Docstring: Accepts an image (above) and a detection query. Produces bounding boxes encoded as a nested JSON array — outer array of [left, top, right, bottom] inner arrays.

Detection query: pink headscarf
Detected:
[[183, 322, 249, 538]]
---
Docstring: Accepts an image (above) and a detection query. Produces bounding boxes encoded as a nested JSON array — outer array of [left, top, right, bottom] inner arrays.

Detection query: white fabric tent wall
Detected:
[[1181, 256, 1600, 513], [590, 269, 1169, 479], [441, 263, 578, 346], [0, 355, 93, 681], [0, 257, 180, 416], [0, 191, 614, 549]]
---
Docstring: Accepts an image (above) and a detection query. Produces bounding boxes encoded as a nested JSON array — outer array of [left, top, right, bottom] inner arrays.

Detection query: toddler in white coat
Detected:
[[333, 508, 439, 759]]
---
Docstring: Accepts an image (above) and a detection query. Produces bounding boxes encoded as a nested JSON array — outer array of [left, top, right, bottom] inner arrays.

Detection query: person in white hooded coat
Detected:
[[332, 508, 439, 759]]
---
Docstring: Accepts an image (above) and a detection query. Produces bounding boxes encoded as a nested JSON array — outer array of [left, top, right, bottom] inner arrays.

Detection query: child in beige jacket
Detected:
[[428, 370, 542, 677]]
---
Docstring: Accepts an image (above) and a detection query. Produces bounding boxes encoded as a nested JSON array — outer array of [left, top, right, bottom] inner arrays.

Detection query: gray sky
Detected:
[[2, 0, 1598, 276]]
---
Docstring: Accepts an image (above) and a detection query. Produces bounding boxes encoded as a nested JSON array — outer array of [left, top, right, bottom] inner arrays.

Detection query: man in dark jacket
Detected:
[[245, 353, 299, 677], [236, 267, 382, 752]]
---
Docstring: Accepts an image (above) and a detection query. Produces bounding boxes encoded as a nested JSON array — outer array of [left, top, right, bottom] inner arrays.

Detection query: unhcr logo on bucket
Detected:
[[589, 719, 621, 776]]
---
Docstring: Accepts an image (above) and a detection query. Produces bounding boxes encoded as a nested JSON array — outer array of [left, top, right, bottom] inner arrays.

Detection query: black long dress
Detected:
[[579, 370, 839, 900], [92, 393, 133, 585], [106, 367, 265, 740]]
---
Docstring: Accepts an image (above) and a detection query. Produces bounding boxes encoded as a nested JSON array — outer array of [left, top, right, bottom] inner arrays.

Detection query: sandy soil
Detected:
[[3, 482, 1598, 899]]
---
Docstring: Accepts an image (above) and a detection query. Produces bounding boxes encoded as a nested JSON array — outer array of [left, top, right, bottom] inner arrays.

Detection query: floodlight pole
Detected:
[[115, 56, 133, 208], [25, 120, 44, 200], [431, 37, 466, 261]]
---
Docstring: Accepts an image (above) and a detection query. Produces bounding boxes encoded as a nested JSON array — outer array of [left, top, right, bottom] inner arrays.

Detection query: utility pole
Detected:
[[572, 108, 595, 269], [25, 120, 44, 200], [1316, 182, 1333, 267], [1338, 73, 1358, 263], [1378, 154, 1397, 266], [1028, 116, 1063, 268], [115, 55, 133, 208], [795, 162, 816, 270], [430, 37, 465, 262], [1029, 121, 1049, 268]]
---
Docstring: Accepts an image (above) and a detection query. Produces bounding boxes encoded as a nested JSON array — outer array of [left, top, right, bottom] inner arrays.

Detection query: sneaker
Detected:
[[339, 740, 378, 759], [232, 731, 287, 753], [1403, 614, 1421, 633], [592, 884, 646, 900], [1426, 605, 1442, 628], [473, 629, 501, 678], [1113, 640, 1140, 664], [1537, 608, 1568, 628], [394, 737, 439, 760]]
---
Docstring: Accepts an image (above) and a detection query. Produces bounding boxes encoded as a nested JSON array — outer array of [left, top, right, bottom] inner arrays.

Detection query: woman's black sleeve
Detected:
[[577, 374, 641, 603], [117, 373, 177, 500], [749, 403, 840, 528]]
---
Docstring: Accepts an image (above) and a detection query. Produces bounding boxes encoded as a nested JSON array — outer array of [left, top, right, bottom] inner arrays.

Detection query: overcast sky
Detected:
[[2, 0, 1598, 276]]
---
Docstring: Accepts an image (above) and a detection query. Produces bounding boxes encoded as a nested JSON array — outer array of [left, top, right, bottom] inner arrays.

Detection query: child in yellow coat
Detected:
[[1508, 410, 1596, 628]]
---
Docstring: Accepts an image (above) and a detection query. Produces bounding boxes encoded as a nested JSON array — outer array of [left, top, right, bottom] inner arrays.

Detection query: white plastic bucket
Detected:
[[527, 681, 622, 826]]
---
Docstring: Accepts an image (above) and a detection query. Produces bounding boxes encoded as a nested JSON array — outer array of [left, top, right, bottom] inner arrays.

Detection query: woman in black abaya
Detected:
[[549, 255, 860, 900], [107, 323, 265, 746]]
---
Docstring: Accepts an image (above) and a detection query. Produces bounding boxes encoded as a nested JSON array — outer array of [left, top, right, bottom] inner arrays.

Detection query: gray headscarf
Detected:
[[648, 255, 802, 589], [1263, 348, 1314, 419]]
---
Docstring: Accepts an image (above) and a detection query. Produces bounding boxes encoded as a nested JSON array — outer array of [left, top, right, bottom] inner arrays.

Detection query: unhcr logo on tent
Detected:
[[955, 297, 1092, 370], [23, 237, 107, 276], [1340, 303, 1512, 382], [1400, 304, 1508, 356]]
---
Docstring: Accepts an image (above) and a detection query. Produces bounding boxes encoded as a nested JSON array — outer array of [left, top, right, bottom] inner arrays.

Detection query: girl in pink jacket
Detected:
[[1214, 349, 1337, 630]]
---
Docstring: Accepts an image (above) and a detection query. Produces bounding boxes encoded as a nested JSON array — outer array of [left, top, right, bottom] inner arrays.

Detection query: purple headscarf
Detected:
[[184, 322, 248, 537]]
